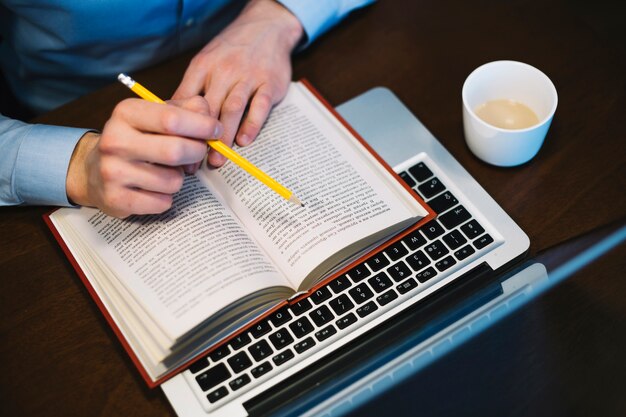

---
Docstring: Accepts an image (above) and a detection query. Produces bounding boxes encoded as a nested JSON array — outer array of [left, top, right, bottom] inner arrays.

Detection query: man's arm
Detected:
[[278, 0, 375, 47], [0, 114, 89, 206], [1, 97, 223, 218]]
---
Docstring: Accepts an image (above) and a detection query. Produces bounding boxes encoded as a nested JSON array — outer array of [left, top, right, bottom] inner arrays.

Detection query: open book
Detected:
[[45, 81, 433, 386]]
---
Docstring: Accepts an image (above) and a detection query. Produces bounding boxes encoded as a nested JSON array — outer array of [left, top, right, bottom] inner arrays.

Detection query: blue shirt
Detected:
[[0, 0, 373, 206]]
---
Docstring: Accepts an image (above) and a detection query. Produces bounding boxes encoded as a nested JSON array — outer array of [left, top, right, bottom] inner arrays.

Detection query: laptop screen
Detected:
[[244, 222, 625, 416]]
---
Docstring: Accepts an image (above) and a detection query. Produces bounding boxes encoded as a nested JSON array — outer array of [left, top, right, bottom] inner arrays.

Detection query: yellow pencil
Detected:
[[117, 73, 302, 207]]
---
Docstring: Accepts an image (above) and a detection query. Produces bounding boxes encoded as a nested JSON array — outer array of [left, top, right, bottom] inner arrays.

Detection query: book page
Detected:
[[53, 176, 289, 341], [198, 83, 426, 289]]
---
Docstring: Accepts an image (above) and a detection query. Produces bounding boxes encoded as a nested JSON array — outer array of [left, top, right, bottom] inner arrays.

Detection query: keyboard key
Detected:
[[250, 361, 273, 379], [387, 261, 411, 282], [442, 230, 468, 250], [424, 240, 449, 260], [418, 177, 446, 199], [402, 230, 427, 251], [365, 253, 390, 272], [209, 345, 231, 362], [427, 191, 458, 214], [268, 328, 294, 350], [397, 278, 419, 294], [435, 256, 456, 272], [310, 305, 335, 326], [336, 312, 358, 330], [376, 289, 398, 306], [474, 234, 494, 249], [290, 299, 312, 316], [250, 320, 272, 339], [272, 349, 295, 366], [399, 171, 416, 187], [349, 283, 374, 304], [347, 263, 371, 282], [328, 275, 352, 294], [294, 337, 316, 354], [406, 250, 430, 271], [196, 363, 231, 392], [227, 351, 252, 373], [248, 340, 273, 362], [408, 162, 433, 182], [207, 386, 228, 404], [368, 272, 393, 293], [439, 205, 472, 229], [289, 316, 315, 338], [329, 294, 355, 316], [454, 244, 475, 261], [315, 324, 337, 342], [416, 267, 437, 283], [189, 356, 209, 374], [229, 333, 251, 351], [356, 301, 378, 318], [269, 307, 292, 327], [384, 241, 408, 261], [461, 220, 485, 239], [229, 374, 251, 391], [422, 220, 445, 239], [310, 287, 332, 305]]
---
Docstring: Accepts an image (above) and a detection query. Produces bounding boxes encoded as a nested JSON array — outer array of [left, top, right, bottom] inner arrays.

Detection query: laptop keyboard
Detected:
[[185, 160, 495, 407]]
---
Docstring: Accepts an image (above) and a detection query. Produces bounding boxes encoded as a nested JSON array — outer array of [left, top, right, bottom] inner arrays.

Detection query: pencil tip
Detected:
[[289, 195, 304, 207]]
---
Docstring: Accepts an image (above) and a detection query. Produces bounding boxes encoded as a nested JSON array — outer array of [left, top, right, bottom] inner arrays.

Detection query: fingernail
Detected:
[[213, 123, 223, 138], [239, 134, 252, 146], [209, 152, 226, 167]]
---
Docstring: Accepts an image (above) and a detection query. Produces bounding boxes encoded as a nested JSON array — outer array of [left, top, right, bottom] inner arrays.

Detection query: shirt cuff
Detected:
[[277, 0, 375, 47], [14, 124, 91, 206]]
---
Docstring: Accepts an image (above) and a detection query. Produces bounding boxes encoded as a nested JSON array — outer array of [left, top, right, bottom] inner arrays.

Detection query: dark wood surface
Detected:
[[1, 0, 624, 415]]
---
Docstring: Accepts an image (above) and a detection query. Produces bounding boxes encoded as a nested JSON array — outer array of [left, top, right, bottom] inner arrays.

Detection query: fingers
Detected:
[[111, 98, 222, 142], [166, 96, 211, 173], [167, 95, 212, 115], [100, 158, 185, 195], [207, 81, 255, 166], [236, 84, 275, 146], [83, 97, 225, 218], [104, 98, 225, 167], [91, 150, 188, 218], [172, 55, 212, 100], [100, 187, 175, 219], [204, 73, 233, 119], [181, 161, 202, 175], [83, 152, 185, 219]]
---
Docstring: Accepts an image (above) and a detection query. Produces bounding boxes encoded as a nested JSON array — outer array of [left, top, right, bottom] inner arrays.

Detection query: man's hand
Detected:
[[66, 96, 222, 218], [173, 0, 303, 167]]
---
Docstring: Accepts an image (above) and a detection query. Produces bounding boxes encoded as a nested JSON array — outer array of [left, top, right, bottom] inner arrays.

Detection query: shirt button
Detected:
[[185, 18, 194, 27]]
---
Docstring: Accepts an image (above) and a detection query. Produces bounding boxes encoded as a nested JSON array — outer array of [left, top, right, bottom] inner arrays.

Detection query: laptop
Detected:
[[161, 87, 530, 416], [272, 222, 626, 417]]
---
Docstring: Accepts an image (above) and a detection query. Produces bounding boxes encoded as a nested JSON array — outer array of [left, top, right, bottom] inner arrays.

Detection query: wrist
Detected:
[[66, 131, 99, 206], [245, 0, 304, 51]]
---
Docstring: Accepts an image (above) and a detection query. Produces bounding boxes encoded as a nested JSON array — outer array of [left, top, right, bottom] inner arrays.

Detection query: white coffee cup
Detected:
[[462, 60, 558, 166]]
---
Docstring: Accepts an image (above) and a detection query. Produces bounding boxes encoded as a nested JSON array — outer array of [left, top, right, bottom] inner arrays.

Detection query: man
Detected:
[[0, 0, 373, 217]]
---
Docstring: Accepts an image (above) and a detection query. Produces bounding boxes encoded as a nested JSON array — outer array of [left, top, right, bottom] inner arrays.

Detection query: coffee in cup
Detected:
[[462, 61, 558, 167]]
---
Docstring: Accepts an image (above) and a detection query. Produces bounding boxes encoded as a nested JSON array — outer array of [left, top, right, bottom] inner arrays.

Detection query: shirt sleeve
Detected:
[[0, 114, 90, 206], [277, 0, 375, 47]]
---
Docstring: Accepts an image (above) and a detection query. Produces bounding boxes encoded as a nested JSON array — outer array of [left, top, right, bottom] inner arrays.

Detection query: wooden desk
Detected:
[[1, 0, 624, 415]]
